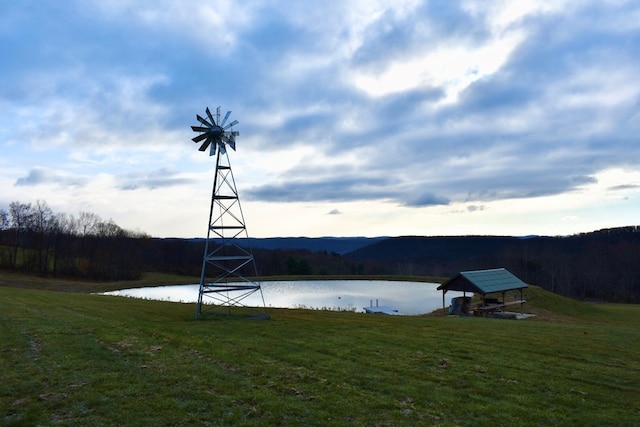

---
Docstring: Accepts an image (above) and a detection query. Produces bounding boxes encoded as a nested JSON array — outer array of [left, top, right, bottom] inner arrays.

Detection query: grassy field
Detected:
[[1, 273, 640, 426]]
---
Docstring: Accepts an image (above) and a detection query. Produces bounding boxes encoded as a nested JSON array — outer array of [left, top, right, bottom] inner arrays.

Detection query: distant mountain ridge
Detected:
[[196, 236, 389, 254], [344, 235, 522, 261], [344, 227, 640, 262]]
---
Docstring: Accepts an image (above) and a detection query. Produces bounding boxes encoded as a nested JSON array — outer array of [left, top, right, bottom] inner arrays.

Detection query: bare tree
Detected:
[[32, 200, 56, 272], [49, 213, 74, 276], [75, 211, 102, 236], [0, 208, 10, 266], [8, 201, 35, 269], [96, 219, 125, 237], [0, 209, 8, 230]]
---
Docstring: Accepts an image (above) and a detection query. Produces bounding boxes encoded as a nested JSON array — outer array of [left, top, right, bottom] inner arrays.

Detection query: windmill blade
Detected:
[[220, 110, 232, 127], [191, 125, 210, 132], [216, 107, 221, 125], [224, 120, 239, 130], [205, 107, 216, 126], [219, 142, 226, 155], [192, 133, 209, 143], [197, 114, 213, 127], [230, 131, 239, 136], [209, 141, 216, 156], [199, 138, 213, 152]]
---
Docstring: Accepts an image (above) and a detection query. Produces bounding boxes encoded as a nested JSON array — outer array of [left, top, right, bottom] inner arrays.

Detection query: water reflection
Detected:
[[102, 280, 463, 315]]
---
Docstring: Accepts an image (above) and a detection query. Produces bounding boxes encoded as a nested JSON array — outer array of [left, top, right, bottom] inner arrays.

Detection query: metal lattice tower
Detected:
[[190, 107, 266, 318]]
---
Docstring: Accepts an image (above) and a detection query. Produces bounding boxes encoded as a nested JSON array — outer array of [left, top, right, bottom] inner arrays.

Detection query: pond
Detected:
[[102, 280, 463, 315]]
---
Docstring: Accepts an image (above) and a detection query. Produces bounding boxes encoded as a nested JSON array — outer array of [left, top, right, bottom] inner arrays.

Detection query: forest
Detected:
[[0, 201, 361, 281], [2, 200, 639, 302], [0, 201, 148, 280], [346, 230, 640, 302]]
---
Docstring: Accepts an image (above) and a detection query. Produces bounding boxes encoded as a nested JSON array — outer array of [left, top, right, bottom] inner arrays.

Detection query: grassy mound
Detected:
[[520, 285, 603, 321]]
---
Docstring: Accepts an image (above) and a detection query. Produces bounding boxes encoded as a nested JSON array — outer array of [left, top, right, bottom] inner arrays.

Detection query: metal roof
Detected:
[[437, 268, 528, 295]]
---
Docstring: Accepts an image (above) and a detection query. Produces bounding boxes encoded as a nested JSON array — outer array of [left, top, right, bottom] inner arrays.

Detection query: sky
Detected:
[[1, 0, 640, 238]]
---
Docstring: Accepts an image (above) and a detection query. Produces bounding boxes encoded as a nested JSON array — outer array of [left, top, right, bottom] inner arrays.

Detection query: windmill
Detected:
[[191, 107, 267, 318]]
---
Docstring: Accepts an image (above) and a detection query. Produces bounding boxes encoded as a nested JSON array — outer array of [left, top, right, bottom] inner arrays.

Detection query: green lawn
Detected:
[[1, 278, 639, 426]]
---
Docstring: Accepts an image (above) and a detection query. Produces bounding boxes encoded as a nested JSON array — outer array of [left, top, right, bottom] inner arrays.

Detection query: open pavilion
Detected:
[[437, 268, 528, 317]]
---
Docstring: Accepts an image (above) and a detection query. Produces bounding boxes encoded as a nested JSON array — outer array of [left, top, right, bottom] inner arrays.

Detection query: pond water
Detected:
[[102, 280, 463, 315]]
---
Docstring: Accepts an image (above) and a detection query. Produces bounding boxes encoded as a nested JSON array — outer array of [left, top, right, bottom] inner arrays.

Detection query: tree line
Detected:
[[0, 200, 148, 280], [3, 199, 638, 302], [0, 200, 363, 281]]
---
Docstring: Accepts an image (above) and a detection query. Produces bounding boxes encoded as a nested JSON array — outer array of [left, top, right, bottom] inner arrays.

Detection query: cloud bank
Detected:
[[2, 1, 640, 237]]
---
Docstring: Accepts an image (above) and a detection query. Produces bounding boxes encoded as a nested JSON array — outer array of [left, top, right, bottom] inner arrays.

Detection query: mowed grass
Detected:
[[1, 283, 640, 426]]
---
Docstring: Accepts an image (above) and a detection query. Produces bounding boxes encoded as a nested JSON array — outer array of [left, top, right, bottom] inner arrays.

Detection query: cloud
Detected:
[[235, 2, 638, 209], [117, 168, 194, 190], [467, 205, 486, 213], [608, 184, 640, 192], [15, 168, 87, 187], [246, 175, 393, 203], [3, 1, 640, 238], [404, 192, 450, 207]]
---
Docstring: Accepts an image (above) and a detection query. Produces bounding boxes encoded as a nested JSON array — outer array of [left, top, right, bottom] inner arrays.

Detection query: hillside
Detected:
[[346, 235, 522, 262], [210, 236, 388, 254], [344, 227, 640, 302], [348, 227, 640, 261]]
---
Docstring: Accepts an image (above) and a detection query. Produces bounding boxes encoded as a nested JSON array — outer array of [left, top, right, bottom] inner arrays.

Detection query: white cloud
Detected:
[[353, 29, 524, 101], [87, 0, 258, 52]]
